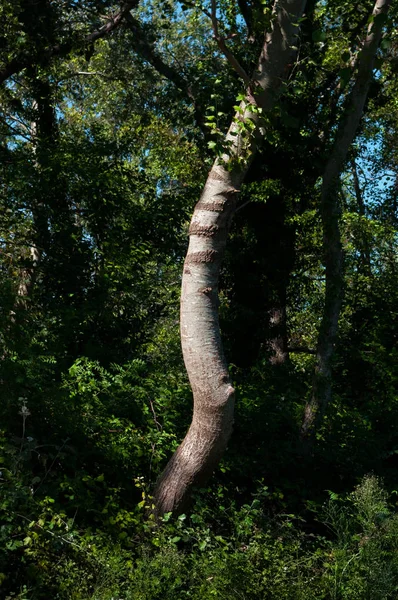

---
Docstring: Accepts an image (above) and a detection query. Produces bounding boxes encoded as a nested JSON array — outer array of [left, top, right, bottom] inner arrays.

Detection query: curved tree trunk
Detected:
[[301, 0, 391, 442], [154, 0, 307, 516]]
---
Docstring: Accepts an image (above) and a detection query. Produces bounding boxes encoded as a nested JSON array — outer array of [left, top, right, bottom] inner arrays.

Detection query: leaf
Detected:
[[380, 38, 391, 50], [312, 30, 326, 43], [339, 67, 352, 87], [190, 513, 201, 523], [215, 535, 228, 545], [281, 111, 300, 129]]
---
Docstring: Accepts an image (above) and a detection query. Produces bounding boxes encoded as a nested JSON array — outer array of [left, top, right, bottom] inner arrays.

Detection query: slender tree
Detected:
[[301, 0, 392, 441]]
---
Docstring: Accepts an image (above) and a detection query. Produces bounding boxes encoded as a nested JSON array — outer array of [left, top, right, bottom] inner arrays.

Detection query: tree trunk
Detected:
[[154, 0, 307, 516], [17, 245, 41, 302], [16, 76, 57, 305], [222, 179, 296, 370], [16, 97, 43, 306], [301, 0, 391, 441]]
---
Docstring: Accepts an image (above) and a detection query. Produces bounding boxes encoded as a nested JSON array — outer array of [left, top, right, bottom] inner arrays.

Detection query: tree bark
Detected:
[[301, 0, 391, 442], [15, 94, 44, 306], [154, 0, 307, 516], [17, 245, 41, 303]]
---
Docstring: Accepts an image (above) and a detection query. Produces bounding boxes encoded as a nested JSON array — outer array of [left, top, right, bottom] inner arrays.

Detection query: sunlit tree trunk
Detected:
[[301, 0, 391, 442], [154, 0, 307, 515], [15, 98, 43, 306], [17, 246, 41, 302]]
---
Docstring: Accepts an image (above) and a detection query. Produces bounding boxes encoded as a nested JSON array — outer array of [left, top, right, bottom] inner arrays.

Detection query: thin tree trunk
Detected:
[[16, 76, 56, 305], [301, 0, 391, 442], [269, 305, 289, 365], [15, 99, 43, 306], [17, 245, 41, 303], [154, 0, 307, 516]]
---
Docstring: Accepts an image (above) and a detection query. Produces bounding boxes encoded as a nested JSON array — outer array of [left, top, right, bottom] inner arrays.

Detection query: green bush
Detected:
[[3, 394, 398, 600]]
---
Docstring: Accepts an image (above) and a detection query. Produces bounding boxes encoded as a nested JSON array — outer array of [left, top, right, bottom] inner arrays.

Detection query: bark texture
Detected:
[[301, 0, 391, 441], [17, 245, 41, 302], [154, 0, 307, 516]]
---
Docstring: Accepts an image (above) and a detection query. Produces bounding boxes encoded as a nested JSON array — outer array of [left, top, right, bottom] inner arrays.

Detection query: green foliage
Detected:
[[1, 0, 398, 597], [4, 473, 398, 599], [321, 476, 398, 599]]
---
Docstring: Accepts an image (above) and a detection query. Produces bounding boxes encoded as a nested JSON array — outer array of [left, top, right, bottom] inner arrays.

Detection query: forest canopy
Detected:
[[0, 0, 397, 598]]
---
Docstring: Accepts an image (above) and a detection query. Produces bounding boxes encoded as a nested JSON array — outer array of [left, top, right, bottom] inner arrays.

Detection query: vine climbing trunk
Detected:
[[154, 0, 307, 516], [301, 0, 391, 442]]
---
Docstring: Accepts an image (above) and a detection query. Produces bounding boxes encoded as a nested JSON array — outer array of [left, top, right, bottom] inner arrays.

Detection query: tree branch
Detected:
[[210, 0, 251, 86], [0, 0, 139, 85], [124, 13, 207, 136], [237, 0, 254, 42], [178, 0, 251, 85], [125, 14, 190, 92]]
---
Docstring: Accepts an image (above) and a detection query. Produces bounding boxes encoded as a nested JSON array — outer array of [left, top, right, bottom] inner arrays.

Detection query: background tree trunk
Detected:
[[301, 0, 391, 442]]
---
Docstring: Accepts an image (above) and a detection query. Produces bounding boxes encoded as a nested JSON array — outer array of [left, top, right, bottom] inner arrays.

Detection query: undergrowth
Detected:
[[2, 473, 398, 600]]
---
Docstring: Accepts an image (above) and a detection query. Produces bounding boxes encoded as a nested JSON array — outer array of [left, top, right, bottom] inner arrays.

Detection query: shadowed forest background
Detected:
[[0, 0, 398, 598]]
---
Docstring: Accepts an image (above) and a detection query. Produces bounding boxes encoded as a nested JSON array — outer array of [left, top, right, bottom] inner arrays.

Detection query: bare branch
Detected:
[[210, 0, 251, 86], [234, 199, 252, 213], [178, 0, 252, 84], [149, 399, 162, 431]]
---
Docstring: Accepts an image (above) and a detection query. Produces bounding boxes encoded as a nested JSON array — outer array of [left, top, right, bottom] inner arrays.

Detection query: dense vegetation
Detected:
[[0, 0, 397, 597]]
